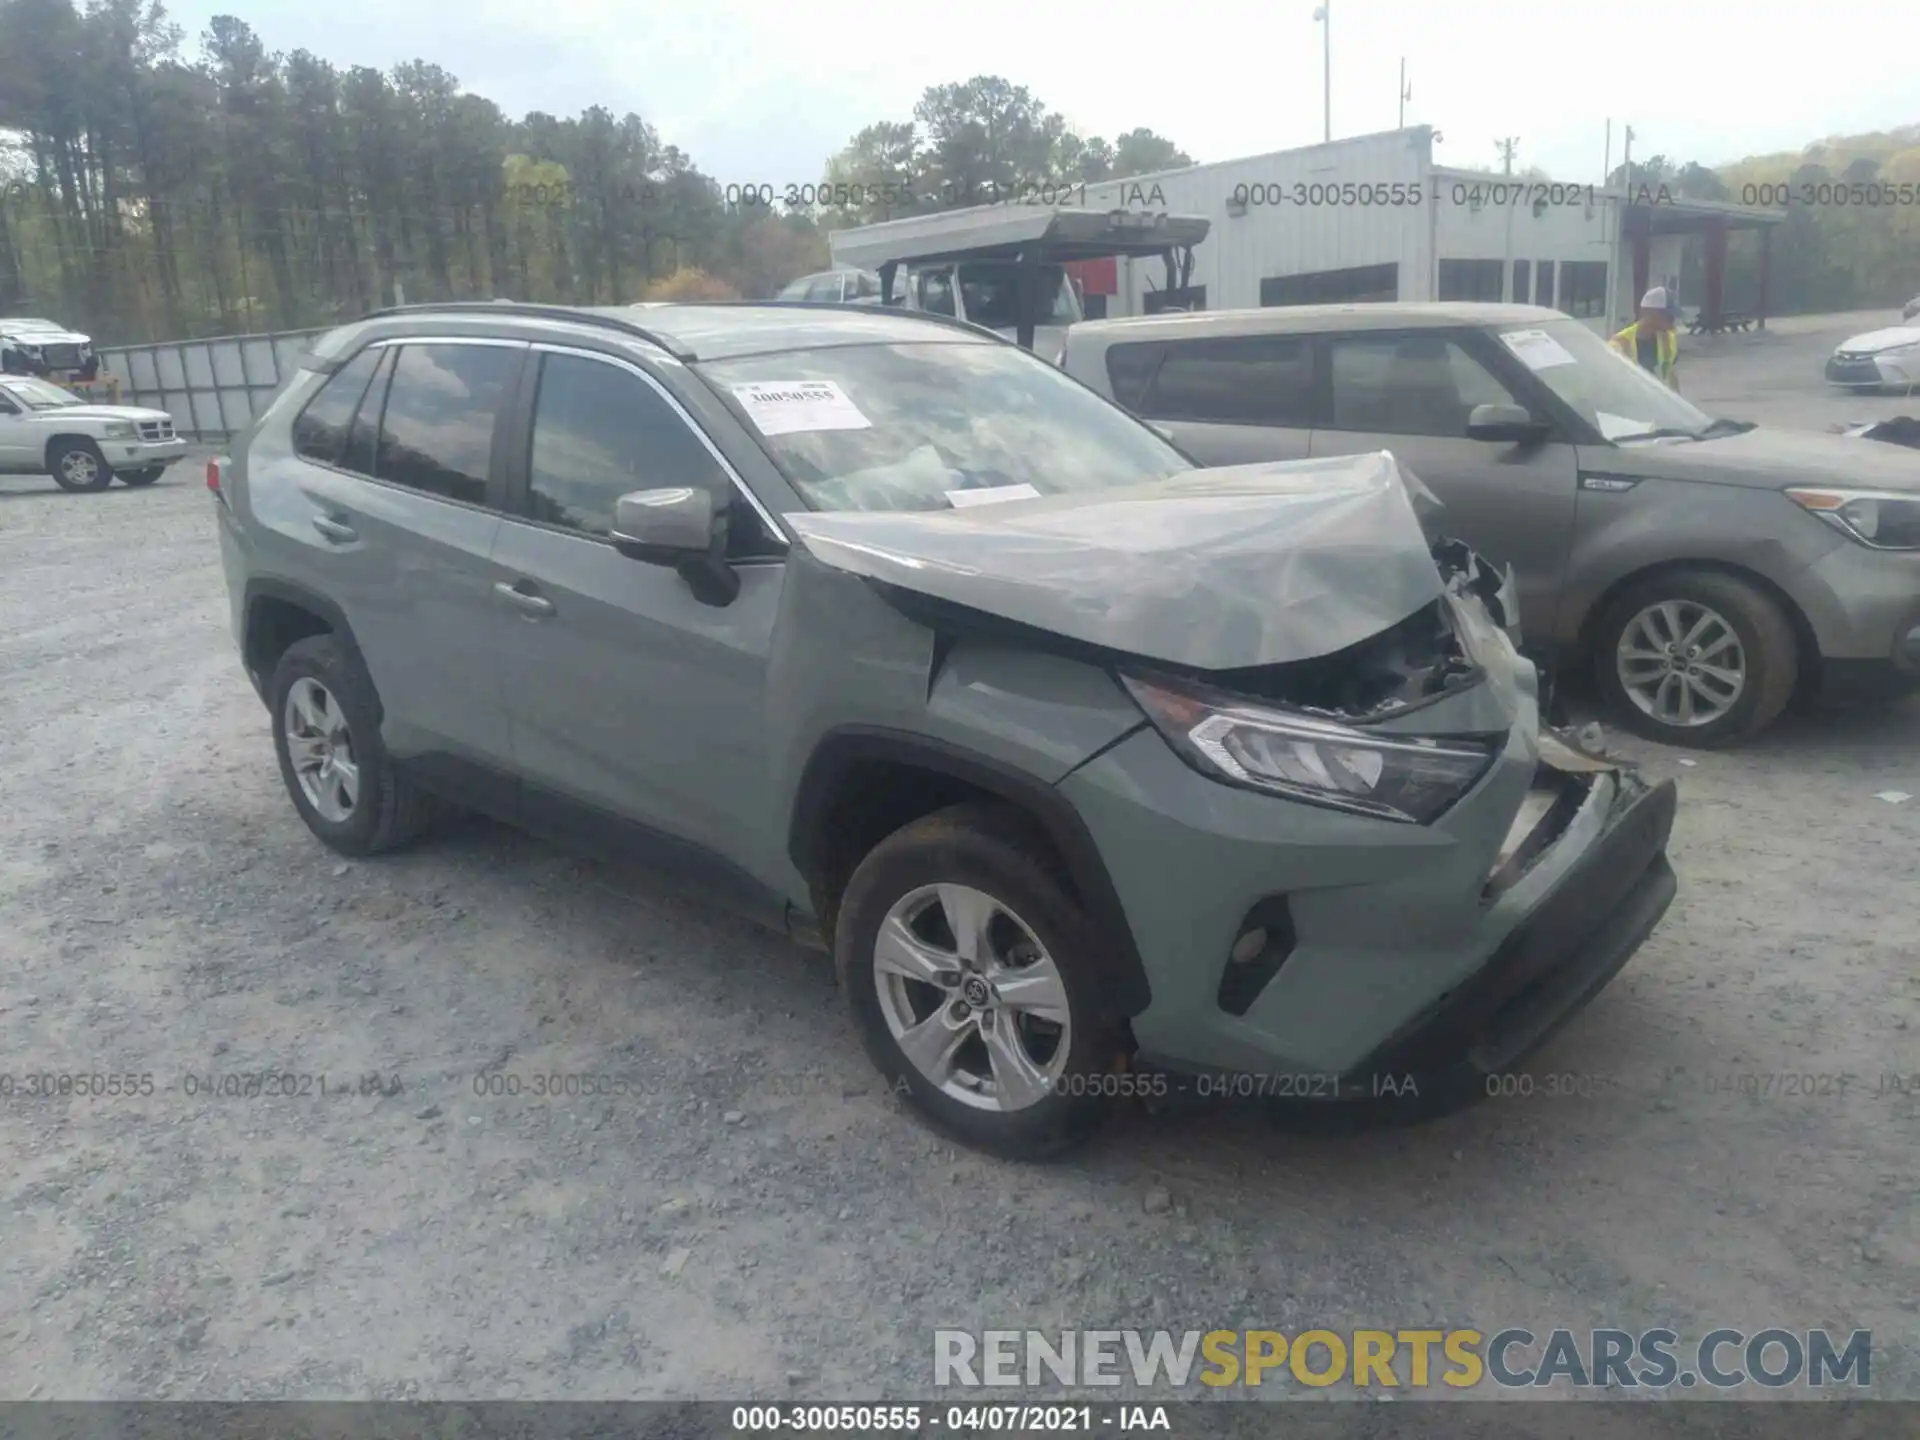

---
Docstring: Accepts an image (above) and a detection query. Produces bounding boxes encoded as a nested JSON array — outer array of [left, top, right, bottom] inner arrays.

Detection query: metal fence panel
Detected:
[[97, 326, 328, 441]]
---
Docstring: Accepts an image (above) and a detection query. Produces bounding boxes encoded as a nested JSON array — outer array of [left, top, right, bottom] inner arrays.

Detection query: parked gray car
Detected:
[[213, 300, 1677, 1157], [1064, 303, 1920, 746]]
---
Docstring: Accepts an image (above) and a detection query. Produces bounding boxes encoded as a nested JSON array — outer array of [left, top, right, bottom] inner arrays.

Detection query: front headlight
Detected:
[[1787, 487, 1920, 550], [102, 422, 137, 439], [1122, 673, 1500, 824]]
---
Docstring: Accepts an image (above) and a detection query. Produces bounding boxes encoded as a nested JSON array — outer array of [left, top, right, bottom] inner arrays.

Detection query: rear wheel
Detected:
[[269, 635, 443, 855], [1592, 570, 1797, 747], [117, 466, 164, 487], [48, 439, 113, 492], [836, 803, 1128, 1159]]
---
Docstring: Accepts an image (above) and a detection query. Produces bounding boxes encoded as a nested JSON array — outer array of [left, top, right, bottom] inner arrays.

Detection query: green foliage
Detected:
[[0, 0, 828, 339], [818, 78, 1189, 227]]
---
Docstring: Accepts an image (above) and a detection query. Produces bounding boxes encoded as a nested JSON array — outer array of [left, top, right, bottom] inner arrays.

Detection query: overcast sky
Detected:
[[163, 0, 1914, 188]]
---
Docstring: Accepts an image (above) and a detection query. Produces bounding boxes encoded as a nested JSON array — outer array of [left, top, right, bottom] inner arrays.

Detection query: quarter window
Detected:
[[373, 343, 519, 504], [291, 346, 383, 465]]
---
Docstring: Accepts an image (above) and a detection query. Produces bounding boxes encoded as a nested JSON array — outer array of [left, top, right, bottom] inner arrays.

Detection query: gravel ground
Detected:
[[1, 318, 1916, 1410]]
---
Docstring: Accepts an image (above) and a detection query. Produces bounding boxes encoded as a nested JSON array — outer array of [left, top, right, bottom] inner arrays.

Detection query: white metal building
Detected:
[[1061, 127, 1781, 333]]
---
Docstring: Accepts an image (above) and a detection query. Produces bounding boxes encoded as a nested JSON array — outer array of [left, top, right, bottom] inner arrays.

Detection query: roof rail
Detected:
[[690, 298, 1016, 347], [353, 300, 698, 360]]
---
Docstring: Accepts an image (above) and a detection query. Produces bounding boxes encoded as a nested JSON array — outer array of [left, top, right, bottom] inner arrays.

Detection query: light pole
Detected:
[[1399, 58, 1410, 129], [1313, 4, 1331, 143]]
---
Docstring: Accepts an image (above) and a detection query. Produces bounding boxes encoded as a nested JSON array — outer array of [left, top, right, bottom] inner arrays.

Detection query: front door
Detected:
[[1308, 330, 1580, 644], [489, 345, 785, 895], [0, 388, 31, 470]]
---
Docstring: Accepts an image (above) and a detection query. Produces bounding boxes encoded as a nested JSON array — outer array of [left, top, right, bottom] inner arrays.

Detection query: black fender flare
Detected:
[[241, 577, 376, 716], [789, 727, 1152, 1017]]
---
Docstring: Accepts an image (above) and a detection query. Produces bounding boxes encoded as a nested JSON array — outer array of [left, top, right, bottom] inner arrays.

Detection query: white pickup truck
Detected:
[[0, 374, 188, 491]]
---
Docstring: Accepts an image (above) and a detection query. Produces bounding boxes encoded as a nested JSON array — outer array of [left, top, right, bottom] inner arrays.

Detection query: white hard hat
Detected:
[[1640, 286, 1670, 310]]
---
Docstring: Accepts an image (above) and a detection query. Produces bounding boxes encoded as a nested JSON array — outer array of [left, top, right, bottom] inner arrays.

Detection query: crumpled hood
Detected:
[[1597, 426, 1920, 494], [784, 452, 1448, 671]]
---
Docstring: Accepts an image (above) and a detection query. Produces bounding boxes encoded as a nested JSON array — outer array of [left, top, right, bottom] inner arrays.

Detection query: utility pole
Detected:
[[1498, 139, 1520, 299], [1399, 59, 1410, 129], [1608, 125, 1635, 325], [1313, 4, 1331, 143]]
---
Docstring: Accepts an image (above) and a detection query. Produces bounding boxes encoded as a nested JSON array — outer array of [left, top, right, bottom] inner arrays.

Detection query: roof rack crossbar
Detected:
[[354, 301, 698, 360]]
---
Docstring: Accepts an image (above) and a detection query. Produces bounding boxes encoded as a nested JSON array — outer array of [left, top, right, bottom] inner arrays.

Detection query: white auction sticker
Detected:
[[730, 380, 872, 436], [946, 483, 1042, 508], [1499, 328, 1578, 370]]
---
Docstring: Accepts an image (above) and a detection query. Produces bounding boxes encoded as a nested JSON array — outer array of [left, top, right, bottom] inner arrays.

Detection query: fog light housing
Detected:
[[1219, 899, 1296, 1017]]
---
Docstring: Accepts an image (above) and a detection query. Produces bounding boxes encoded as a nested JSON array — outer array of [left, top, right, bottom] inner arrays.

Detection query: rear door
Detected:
[[0, 386, 32, 470], [1307, 328, 1580, 643], [282, 337, 525, 781], [489, 343, 788, 890], [1102, 332, 1315, 465]]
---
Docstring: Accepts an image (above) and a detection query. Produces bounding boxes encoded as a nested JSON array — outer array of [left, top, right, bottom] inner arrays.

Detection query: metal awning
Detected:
[[829, 207, 1211, 270]]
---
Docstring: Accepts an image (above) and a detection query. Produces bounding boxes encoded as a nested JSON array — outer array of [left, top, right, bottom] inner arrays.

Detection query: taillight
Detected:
[[206, 457, 224, 493]]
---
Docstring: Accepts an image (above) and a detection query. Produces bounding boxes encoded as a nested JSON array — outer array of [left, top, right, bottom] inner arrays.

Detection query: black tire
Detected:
[[1591, 569, 1798, 747], [268, 634, 443, 856], [835, 802, 1129, 1160], [47, 438, 114, 492], [117, 466, 164, 487]]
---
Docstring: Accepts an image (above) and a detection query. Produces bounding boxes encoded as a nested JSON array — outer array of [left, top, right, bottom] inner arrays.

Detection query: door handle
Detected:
[[311, 515, 357, 544], [493, 580, 555, 618]]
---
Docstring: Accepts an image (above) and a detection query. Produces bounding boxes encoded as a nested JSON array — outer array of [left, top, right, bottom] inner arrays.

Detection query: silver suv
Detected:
[[1064, 304, 1920, 746], [213, 300, 1677, 1157]]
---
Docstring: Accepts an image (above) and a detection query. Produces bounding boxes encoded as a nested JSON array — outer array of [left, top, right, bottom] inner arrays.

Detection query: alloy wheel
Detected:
[[284, 676, 360, 822], [1616, 599, 1747, 728], [60, 450, 99, 486], [872, 882, 1073, 1112]]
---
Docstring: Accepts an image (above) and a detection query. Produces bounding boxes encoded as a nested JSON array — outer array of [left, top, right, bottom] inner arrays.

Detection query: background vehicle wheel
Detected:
[[1592, 570, 1797, 747], [117, 466, 164, 486], [269, 634, 443, 856], [48, 439, 113, 492], [835, 802, 1128, 1160]]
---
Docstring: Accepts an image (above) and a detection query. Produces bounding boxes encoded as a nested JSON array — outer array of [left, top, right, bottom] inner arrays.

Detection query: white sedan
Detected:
[[1825, 317, 1920, 392]]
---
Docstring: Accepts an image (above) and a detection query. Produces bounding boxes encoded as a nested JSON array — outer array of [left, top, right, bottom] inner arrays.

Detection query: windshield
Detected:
[[0, 376, 79, 409], [1498, 318, 1714, 442], [700, 340, 1191, 513], [956, 263, 1081, 330]]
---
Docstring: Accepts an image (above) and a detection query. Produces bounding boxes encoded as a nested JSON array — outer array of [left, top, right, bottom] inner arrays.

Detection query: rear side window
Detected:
[[290, 347, 382, 464], [1134, 335, 1314, 426], [373, 343, 519, 505]]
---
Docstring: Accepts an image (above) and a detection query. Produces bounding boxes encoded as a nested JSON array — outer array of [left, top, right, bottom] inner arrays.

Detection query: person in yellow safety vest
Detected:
[[1611, 286, 1680, 390]]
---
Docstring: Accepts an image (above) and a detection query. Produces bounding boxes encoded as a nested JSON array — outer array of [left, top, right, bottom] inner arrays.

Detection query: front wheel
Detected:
[[48, 439, 113, 492], [1592, 570, 1798, 747], [835, 803, 1128, 1159], [117, 466, 164, 487]]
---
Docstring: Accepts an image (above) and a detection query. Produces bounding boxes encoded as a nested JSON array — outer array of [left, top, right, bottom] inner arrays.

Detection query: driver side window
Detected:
[[525, 352, 779, 557]]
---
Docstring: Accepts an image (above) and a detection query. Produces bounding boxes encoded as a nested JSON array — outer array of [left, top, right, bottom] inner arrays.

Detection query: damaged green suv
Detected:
[[213, 300, 1678, 1157]]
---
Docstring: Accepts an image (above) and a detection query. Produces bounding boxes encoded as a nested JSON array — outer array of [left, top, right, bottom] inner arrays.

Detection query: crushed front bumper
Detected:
[[1061, 711, 1679, 1092], [1351, 763, 1676, 1089]]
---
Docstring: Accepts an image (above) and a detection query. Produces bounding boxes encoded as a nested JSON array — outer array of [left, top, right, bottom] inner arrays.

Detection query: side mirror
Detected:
[[610, 487, 740, 607], [1467, 402, 1549, 444]]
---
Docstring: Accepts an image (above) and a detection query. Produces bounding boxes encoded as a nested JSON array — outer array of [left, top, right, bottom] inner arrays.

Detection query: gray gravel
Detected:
[[1, 317, 1915, 1404]]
